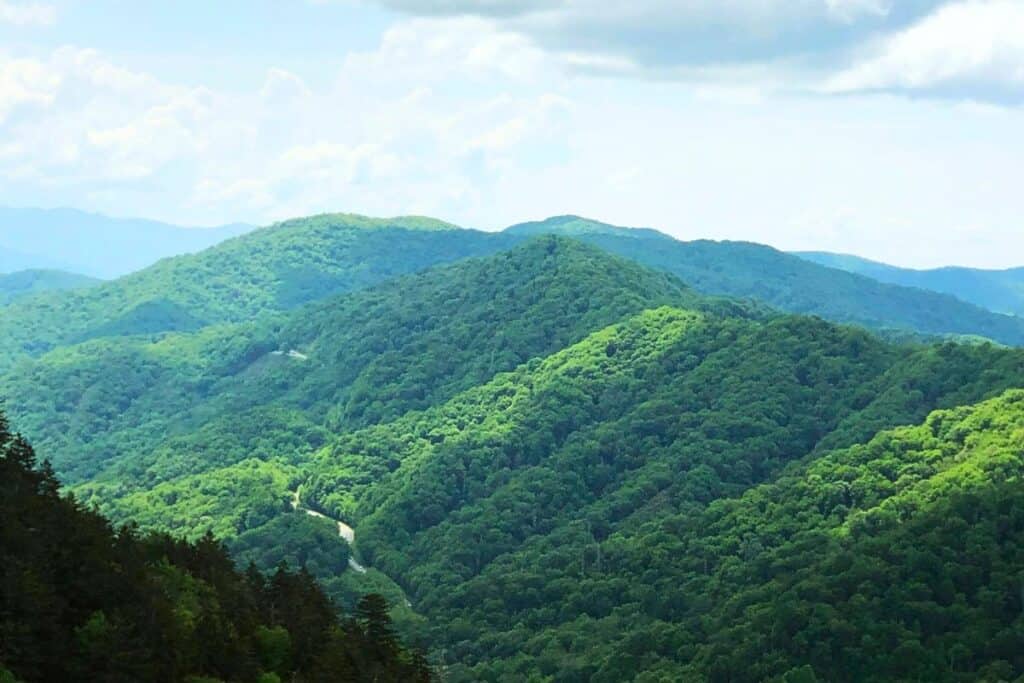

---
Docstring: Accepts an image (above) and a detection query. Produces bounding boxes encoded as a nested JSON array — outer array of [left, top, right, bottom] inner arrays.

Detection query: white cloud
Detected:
[[260, 68, 312, 101], [0, 57, 59, 122], [825, 0, 891, 22], [0, 18, 573, 224], [341, 16, 547, 82], [0, 0, 55, 26], [3, 15, 1024, 267], [826, 0, 1024, 94], [371, 1, 935, 71], [367, 1, 1024, 102]]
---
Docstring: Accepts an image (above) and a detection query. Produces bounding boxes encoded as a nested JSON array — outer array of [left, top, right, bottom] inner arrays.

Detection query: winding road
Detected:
[[291, 490, 367, 573]]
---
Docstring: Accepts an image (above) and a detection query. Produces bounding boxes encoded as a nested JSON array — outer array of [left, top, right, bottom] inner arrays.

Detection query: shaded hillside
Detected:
[[507, 216, 1024, 345], [0, 410, 431, 683], [798, 250, 1024, 317]]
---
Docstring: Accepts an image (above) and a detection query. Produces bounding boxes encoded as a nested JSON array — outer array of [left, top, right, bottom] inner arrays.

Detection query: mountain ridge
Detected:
[[505, 216, 1024, 346], [0, 206, 252, 278], [798, 250, 1024, 317]]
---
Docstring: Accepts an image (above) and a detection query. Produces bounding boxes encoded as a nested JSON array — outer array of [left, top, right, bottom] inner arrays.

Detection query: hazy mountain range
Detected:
[[798, 250, 1024, 318], [0, 207, 252, 279]]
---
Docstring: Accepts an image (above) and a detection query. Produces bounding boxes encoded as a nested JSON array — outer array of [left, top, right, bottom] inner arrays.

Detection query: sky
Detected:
[[1, 0, 1023, 268]]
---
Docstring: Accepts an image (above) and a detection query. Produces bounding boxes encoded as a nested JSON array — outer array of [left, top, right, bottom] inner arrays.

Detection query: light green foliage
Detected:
[[6, 237, 709, 488], [78, 459, 297, 541]]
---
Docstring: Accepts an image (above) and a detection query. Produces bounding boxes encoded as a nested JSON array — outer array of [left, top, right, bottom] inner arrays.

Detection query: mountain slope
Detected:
[[677, 390, 1024, 681], [0, 207, 251, 278], [3, 237, 712, 485], [798, 250, 1024, 317], [0, 213, 518, 373], [507, 216, 1024, 346], [5, 227, 1024, 680], [0, 410, 432, 683], [0, 269, 100, 305], [281, 304, 1024, 681]]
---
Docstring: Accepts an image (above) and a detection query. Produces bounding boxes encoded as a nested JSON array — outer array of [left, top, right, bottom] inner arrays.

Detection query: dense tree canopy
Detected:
[[4, 215, 1024, 681], [509, 215, 1024, 345], [0, 411, 431, 682]]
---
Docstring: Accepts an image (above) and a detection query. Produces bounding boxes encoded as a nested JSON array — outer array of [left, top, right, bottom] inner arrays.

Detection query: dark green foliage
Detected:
[[0, 412, 432, 683], [508, 215, 1024, 345], [230, 514, 351, 580]]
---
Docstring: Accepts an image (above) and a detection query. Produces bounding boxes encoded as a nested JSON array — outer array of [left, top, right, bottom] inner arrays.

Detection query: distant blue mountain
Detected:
[[797, 251, 1024, 318], [0, 269, 101, 305], [0, 207, 252, 278]]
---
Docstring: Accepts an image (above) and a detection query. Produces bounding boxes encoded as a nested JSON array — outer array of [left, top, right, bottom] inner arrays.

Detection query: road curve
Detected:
[[290, 490, 367, 573]]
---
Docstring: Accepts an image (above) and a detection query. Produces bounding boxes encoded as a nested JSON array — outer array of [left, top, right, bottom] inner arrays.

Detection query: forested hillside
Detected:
[[508, 216, 1024, 345], [0, 269, 99, 305], [4, 211, 1024, 379], [798, 250, 1024, 318], [0, 213, 517, 373], [4, 213, 1024, 681], [0, 411, 431, 683], [297, 308, 1024, 681], [2, 238, 720, 485]]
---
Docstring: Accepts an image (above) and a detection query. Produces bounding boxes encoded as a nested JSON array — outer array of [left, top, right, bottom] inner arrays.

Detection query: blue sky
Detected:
[[1, 0, 1023, 267]]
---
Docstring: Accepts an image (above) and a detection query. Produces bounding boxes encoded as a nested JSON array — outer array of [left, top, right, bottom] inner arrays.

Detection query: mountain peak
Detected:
[[504, 215, 669, 240], [269, 212, 464, 233]]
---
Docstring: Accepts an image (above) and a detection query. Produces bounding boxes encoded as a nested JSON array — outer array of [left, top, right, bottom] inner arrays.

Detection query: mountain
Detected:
[[0, 207, 252, 278], [4, 237, 722, 484], [0, 269, 100, 305], [294, 308, 1024, 682], [0, 213, 519, 374], [0, 410, 432, 683], [797, 250, 1024, 317], [4, 210, 1024, 378], [3, 237, 1019, 680], [0, 246, 82, 274], [507, 216, 1024, 346], [6, 211, 1024, 680], [1, 237, 723, 624]]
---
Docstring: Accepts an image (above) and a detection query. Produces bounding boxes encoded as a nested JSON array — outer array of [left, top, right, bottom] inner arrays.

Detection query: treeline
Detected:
[[0, 411, 431, 683]]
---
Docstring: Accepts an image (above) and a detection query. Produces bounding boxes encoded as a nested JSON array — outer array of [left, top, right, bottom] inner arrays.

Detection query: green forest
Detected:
[[0, 411, 431, 683], [3, 213, 1024, 681]]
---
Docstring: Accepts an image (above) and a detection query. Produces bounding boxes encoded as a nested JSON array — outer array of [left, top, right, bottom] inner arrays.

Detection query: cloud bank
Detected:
[[370, 0, 1024, 100]]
